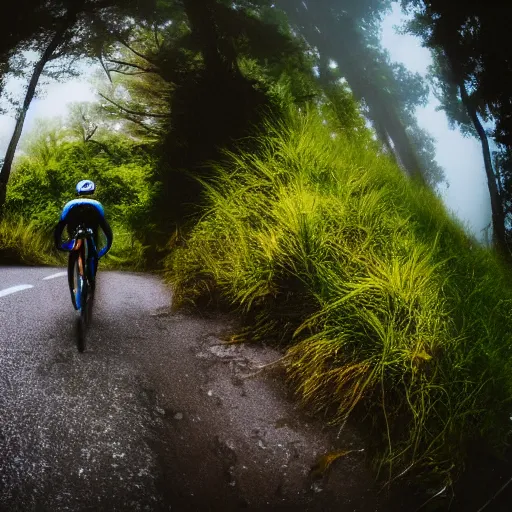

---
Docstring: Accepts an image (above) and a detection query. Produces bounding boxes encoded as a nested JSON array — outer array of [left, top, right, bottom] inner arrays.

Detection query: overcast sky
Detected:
[[0, 2, 492, 241], [0, 63, 98, 153], [380, 3, 491, 241]]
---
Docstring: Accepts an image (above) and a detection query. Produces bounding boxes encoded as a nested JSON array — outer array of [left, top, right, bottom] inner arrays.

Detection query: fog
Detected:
[[380, 2, 492, 242]]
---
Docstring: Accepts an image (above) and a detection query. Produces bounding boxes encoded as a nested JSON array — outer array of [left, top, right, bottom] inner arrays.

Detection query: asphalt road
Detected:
[[0, 266, 425, 512]]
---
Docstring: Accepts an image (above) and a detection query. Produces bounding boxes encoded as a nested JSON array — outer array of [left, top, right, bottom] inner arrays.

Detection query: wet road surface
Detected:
[[0, 266, 426, 511]]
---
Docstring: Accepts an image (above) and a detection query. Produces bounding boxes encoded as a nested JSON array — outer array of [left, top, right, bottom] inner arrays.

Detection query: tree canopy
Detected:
[[6, 0, 512, 246], [402, 0, 512, 252]]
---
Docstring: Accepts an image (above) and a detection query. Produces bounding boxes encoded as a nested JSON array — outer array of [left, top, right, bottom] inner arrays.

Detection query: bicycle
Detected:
[[67, 225, 97, 352]]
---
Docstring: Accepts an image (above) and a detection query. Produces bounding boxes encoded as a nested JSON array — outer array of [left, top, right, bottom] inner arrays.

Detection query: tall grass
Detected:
[[101, 222, 148, 271], [166, 109, 512, 485], [0, 216, 61, 266], [0, 216, 147, 271], [0, 215, 147, 271]]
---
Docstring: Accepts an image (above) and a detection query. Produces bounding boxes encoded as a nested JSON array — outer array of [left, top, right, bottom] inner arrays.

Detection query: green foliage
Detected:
[[4, 122, 155, 269], [100, 221, 148, 270], [166, 108, 512, 486], [93, 0, 321, 255], [319, 79, 376, 145], [19, 117, 69, 166]]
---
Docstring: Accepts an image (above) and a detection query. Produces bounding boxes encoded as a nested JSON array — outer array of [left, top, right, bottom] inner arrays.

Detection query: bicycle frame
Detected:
[[68, 226, 97, 311]]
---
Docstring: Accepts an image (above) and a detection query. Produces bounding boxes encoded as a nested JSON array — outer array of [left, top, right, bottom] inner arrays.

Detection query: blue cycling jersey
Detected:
[[55, 198, 113, 258], [60, 198, 105, 220]]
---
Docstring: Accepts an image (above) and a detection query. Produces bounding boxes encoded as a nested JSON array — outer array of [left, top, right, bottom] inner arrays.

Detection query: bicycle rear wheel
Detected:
[[73, 244, 88, 352]]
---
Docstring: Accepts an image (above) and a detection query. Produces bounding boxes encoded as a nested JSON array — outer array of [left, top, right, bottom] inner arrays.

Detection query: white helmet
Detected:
[[76, 179, 96, 196]]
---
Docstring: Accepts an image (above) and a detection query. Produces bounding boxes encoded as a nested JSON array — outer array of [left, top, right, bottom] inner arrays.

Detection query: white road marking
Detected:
[[0, 284, 34, 298], [42, 272, 67, 281]]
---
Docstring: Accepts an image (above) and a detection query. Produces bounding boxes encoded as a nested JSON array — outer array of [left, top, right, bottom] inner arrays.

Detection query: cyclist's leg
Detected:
[[88, 236, 99, 289]]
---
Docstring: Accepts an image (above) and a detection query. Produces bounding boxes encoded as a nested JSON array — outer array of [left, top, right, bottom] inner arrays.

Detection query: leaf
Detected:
[[309, 449, 363, 480], [414, 350, 432, 362]]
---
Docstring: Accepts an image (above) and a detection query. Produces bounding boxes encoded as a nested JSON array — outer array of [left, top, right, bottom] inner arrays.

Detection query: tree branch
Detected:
[[48, 49, 67, 61], [98, 53, 112, 83], [107, 69, 149, 76], [154, 23, 162, 50], [113, 33, 158, 66], [98, 92, 170, 118], [124, 116, 162, 134], [84, 125, 98, 142], [86, 138, 113, 156], [105, 58, 158, 74]]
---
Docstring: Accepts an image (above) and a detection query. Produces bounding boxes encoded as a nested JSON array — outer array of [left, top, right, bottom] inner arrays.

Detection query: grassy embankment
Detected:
[[0, 216, 146, 270], [166, 109, 512, 485], [0, 216, 59, 265]]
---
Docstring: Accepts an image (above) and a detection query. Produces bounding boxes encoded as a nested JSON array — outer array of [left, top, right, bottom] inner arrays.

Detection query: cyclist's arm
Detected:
[[54, 220, 70, 251], [97, 216, 113, 258], [55, 217, 79, 252]]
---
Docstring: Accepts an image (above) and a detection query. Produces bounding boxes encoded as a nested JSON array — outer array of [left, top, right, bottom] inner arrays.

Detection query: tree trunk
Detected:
[[182, 0, 241, 79], [276, 0, 424, 182], [182, 0, 224, 75], [318, 55, 395, 156], [0, 5, 81, 214], [459, 80, 507, 252]]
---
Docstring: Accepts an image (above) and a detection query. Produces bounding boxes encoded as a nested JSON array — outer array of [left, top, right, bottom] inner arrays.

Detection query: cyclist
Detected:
[[54, 180, 113, 299]]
